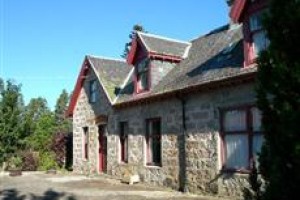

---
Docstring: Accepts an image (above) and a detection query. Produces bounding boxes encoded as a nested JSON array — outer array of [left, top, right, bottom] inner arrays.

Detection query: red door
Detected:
[[98, 125, 107, 173]]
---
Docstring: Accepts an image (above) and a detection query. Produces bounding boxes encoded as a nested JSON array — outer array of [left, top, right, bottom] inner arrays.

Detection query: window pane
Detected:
[[147, 119, 161, 165], [253, 31, 268, 56], [120, 122, 128, 162], [250, 12, 263, 31], [224, 110, 247, 132], [83, 127, 89, 160], [152, 138, 161, 164], [252, 107, 262, 132], [141, 73, 148, 90], [90, 80, 97, 102], [225, 134, 249, 169], [253, 134, 264, 160], [137, 60, 148, 73]]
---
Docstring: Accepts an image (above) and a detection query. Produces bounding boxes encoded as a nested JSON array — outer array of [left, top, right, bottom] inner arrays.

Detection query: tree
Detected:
[[256, 0, 300, 199], [54, 89, 71, 133], [22, 97, 49, 139], [0, 79, 24, 163], [27, 110, 56, 152], [121, 24, 146, 59]]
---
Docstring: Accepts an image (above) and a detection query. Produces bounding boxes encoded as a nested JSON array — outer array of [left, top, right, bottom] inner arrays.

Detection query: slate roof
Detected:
[[137, 32, 191, 58], [87, 55, 132, 101], [115, 25, 257, 104]]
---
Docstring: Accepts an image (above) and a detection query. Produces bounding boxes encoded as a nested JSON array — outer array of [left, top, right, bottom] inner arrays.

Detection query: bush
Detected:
[[20, 151, 39, 171], [38, 152, 58, 171], [51, 132, 66, 168], [51, 132, 73, 170], [7, 155, 22, 170]]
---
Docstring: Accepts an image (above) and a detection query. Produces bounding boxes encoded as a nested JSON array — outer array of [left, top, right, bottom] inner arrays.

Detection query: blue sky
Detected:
[[0, 0, 229, 110]]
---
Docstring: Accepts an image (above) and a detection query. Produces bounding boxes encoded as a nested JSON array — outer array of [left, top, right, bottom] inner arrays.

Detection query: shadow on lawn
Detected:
[[0, 188, 76, 200]]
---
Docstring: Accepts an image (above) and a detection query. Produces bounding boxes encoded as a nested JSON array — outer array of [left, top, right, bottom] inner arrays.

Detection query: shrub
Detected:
[[51, 132, 73, 170], [38, 152, 58, 171], [20, 151, 39, 171], [7, 155, 22, 170], [51, 132, 67, 168]]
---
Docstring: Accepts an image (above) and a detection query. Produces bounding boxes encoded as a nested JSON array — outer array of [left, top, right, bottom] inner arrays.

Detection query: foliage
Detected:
[[51, 132, 67, 168], [38, 152, 58, 171], [121, 24, 146, 59], [22, 97, 49, 139], [0, 77, 72, 171], [256, 0, 300, 199], [20, 151, 39, 171], [0, 79, 24, 164], [7, 155, 22, 170], [244, 162, 263, 200], [54, 89, 71, 133], [27, 111, 56, 152]]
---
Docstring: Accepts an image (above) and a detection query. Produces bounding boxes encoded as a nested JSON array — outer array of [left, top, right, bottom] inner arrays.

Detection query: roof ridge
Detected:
[[189, 24, 232, 42], [87, 54, 126, 63], [137, 31, 191, 45]]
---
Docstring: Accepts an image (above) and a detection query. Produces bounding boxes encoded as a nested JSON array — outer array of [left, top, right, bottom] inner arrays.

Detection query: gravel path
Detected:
[[0, 172, 227, 200]]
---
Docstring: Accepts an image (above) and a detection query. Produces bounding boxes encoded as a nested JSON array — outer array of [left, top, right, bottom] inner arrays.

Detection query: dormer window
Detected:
[[136, 58, 150, 93], [249, 10, 269, 59]]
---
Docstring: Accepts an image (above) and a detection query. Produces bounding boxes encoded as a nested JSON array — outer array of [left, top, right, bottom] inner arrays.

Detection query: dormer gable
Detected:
[[127, 31, 191, 94], [229, 0, 269, 67]]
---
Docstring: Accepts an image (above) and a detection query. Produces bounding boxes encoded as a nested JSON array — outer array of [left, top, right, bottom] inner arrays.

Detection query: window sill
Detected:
[[221, 168, 251, 174], [146, 164, 162, 169], [135, 89, 150, 96], [119, 161, 129, 165]]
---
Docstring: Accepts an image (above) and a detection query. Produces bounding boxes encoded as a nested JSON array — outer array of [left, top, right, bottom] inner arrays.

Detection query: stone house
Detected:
[[67, 0, 268, 198]]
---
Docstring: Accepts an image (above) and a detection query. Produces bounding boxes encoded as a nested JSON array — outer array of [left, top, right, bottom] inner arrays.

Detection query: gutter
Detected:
[[176, 94, 189, 193]]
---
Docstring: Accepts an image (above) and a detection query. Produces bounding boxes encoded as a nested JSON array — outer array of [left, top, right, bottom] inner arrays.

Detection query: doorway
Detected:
[[98, 125, 107, 173]]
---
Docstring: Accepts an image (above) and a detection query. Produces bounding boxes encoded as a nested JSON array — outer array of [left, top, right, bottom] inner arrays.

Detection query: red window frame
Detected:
[[146, 118, 162, 166], [220, 106, 263, 173], [249, 10, 269, 61], [120, 122, 129, 163], [135, 58, 150, 93], [83, 127, 89, 160], [243, 4, 268, 66]]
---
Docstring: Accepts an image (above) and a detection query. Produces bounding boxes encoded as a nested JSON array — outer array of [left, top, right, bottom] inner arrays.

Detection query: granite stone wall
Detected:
[[72, 75, 257, 199], [72, 68, 112, 174]]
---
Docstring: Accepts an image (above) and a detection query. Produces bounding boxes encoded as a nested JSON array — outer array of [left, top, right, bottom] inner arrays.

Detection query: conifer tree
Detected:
[[0, 79, 24, 163], [121, 24, 146, 59], [256, 0, 300, 199], [54, 89, 71, 133]]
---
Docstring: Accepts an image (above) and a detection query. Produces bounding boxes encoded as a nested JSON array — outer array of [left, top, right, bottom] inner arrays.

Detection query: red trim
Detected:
[[149, 52, 182, 63], [66, 57, 90, 117], [243, 6, 268, 66], [98, 125, 107, 172], [127, 38, 138, 65], [220, 105, 262, 172], [114, 71, 257, 109], [146, 118, 162, 166], [134, 58, 151, 94], [230, 0, 247, 23]]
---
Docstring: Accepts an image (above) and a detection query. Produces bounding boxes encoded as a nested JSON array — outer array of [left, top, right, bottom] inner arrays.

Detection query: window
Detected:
[[221, 107, 263, 171], [249, 10, 269, 59], [120, 122, 129, 163], [136, 58, 150, 93], [83, 127, 89, 160], [89, 80, 97, 103], [146, 118, 161, 166]]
